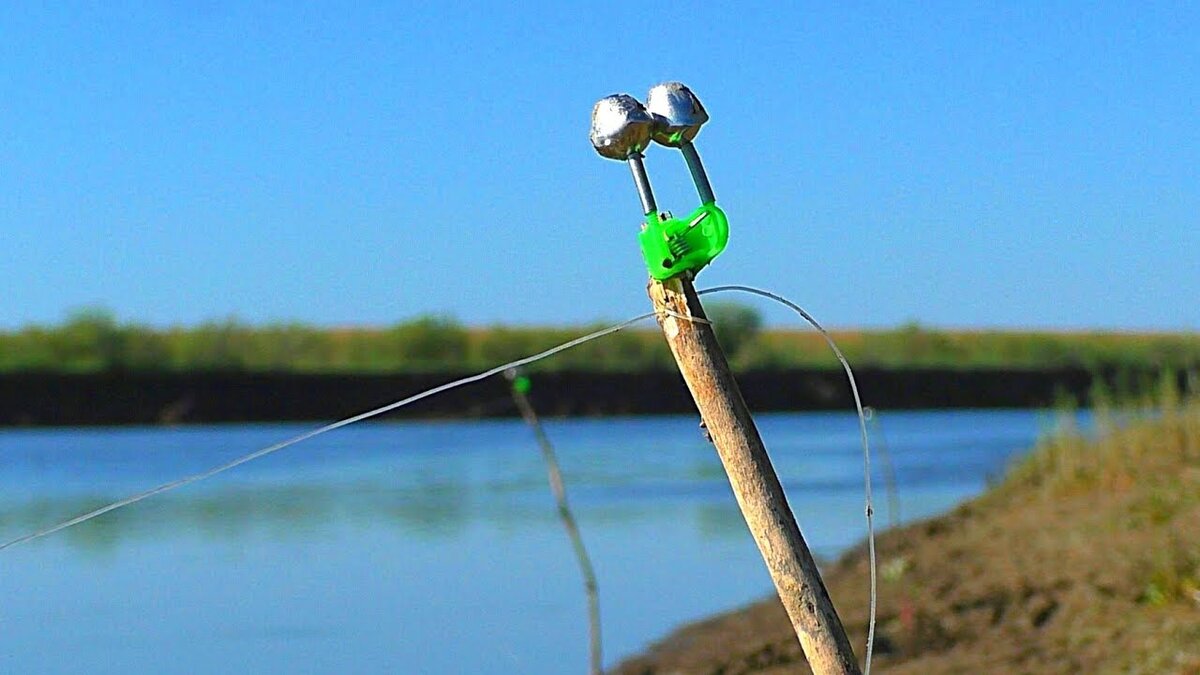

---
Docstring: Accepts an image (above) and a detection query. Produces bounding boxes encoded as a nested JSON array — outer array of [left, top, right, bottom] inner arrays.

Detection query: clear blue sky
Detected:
[[3, 2, 1197, 330]]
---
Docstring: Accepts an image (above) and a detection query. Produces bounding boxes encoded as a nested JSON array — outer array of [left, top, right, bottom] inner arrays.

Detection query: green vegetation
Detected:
[[1005, 373, 1199, 497], [707, 301, 764, 360], [1, 306, 1198, 374], [744, 321, 1200, 372]]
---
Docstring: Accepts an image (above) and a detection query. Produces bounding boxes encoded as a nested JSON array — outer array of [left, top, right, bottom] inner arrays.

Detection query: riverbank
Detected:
[[613, 399, 1200, 673], [0, 366, 1158, 426]]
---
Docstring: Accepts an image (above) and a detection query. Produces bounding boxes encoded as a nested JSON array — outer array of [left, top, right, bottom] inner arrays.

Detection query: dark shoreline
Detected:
[[0, 366, 1169, 427]]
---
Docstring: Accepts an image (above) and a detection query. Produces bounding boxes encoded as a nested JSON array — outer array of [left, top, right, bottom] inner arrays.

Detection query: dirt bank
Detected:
[[614, 403, 1200, 674]]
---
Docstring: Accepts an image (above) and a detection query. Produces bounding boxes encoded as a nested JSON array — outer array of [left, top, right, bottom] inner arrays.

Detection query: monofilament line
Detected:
[[700, 285, 878, 675], [0, 312, 657, 552], [0, 285, 878, 673]]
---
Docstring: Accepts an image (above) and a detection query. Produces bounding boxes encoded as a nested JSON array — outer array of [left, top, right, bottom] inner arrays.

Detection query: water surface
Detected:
[[0, 410, 1058, 673]]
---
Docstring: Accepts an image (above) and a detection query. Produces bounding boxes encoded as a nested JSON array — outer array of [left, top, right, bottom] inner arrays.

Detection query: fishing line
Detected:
[[1, 284, 878, 674], [0, 312, 657, 552], [700, 285, 878, 675], [865, 407, 901, 530]]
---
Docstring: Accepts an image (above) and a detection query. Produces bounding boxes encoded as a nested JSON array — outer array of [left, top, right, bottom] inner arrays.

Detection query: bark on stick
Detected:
[[648, 276, 860, 675]]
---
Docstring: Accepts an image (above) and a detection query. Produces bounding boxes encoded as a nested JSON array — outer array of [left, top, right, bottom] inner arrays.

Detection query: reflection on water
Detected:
[[0, 469, 764, 551], [0, 410, 1056, 674]]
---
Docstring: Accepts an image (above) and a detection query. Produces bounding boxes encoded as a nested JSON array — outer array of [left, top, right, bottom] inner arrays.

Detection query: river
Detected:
[[0, 410, 1062, 673]]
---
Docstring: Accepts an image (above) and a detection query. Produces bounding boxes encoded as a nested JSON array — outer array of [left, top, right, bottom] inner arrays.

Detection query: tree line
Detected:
[[1, 305, 1197, 374]]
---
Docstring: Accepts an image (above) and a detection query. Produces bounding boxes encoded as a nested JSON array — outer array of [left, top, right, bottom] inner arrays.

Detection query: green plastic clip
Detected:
[[638, 202, 729, 280]]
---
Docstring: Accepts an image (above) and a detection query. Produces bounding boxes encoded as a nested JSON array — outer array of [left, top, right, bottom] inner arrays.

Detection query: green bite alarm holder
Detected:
[[638, 201, 729, 281], [590, 83, 730, 281]]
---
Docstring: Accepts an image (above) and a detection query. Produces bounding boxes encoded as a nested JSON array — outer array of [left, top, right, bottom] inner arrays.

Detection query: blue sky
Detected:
[[2, 2, 1197, 330]]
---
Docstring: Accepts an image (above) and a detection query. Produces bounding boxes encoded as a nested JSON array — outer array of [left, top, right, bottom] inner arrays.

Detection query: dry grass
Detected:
[[615, 382, 1200, 674], [1003, 373, 1200, 498]]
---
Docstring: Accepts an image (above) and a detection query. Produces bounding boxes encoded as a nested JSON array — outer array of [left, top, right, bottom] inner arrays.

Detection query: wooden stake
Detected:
[[648, 276, 861, 675]]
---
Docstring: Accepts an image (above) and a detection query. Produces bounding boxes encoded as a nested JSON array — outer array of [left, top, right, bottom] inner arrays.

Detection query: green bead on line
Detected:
[[512, 375, 532, 394]]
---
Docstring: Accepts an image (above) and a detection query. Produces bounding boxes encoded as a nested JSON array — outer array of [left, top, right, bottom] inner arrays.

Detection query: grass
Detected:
[[614, 375, 1200, 674], [1000, 374, 1200, 613], [1003, 372, 1200, 495]]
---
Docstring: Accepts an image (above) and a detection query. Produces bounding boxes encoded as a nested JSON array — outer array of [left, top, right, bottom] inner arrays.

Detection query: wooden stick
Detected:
[[648, 276, 861, 675]]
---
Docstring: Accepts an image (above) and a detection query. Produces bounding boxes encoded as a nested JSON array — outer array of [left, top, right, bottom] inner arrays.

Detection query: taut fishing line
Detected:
[[700, 285, 878, 675], [0, 285, 877, 673], [0, 313, 655, 552]]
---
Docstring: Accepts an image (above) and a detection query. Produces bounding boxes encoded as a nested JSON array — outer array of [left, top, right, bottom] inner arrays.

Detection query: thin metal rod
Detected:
[[680, 141, 715, 204], [866, 408, 901, 530], [626, 154, 657, 215], [506, 370, 603, 675]]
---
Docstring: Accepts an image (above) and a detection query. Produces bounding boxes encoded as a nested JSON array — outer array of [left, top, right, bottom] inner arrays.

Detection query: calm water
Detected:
[[0, 410, 1059, 674]]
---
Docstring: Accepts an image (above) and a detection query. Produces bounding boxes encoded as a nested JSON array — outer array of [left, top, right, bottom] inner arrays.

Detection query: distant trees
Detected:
[[0, 306, 1197, 374], [0, 307, 170, 371], [388, 316, 470, 366], [706, 302, 763, 361]]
